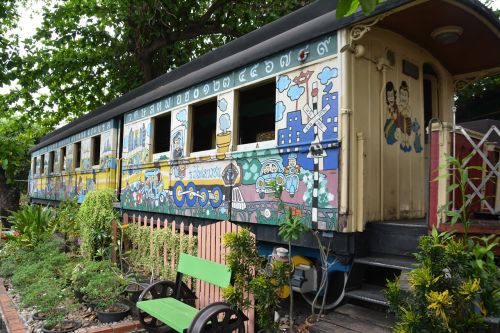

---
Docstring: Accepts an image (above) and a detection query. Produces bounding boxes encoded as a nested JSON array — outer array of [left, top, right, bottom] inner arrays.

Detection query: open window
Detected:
[[49, 151, 55, 174], [74, 142, 81, 169], [153, 112, 171, 160], [60, 147, 66, 172], [191, 98, 217, 155], [92, 135, 101, 166], [237, 80, 276, 150], [40, 155, 45, 175]]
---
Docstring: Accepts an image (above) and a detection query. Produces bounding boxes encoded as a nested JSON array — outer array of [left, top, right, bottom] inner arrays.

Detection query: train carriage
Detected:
[[29, 0, 500, 309]]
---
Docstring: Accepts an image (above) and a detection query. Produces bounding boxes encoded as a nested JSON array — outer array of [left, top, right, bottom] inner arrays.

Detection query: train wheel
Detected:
[[198, 187, 209, 207], [209, 186, 223, 208], [186, 182, 197, 207], [301, 271, 348, 310], [173, 181, 186, 207]]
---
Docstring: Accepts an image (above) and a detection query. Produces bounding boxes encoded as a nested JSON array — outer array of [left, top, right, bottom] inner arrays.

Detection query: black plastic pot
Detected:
[[96, 303, 130, 323], [126, 283, 149, 303], [41, 320, 81, 333]]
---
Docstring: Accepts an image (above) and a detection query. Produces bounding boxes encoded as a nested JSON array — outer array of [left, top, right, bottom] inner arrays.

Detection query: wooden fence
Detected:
[[197, 220, 255, 333]]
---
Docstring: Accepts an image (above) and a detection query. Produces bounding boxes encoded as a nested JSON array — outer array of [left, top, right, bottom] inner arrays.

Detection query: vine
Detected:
[[125, 222, 197, 281]]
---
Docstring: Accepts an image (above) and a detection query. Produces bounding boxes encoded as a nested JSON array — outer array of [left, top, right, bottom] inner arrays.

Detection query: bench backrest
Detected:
[[177, 253, 231, 288]]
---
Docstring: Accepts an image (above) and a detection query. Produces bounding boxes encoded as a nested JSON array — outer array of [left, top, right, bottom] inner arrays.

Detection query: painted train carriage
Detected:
[[29, 0, 500, 309]]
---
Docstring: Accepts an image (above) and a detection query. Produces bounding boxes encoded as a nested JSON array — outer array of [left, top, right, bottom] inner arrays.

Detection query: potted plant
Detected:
[[81, 265, 130, 323], [29, 278, 81, 333]]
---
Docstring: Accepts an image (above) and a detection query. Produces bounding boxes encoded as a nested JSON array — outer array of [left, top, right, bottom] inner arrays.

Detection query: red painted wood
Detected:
[[429, 130, 441, 231]]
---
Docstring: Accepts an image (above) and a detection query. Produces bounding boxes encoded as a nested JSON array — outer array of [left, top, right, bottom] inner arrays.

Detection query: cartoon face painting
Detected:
[[383, 80, 422, 153]]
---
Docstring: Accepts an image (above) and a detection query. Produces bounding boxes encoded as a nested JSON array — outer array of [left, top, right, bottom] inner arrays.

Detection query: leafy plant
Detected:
[[386, 228, 499, 333], [276, 185, 310, 333], [80, 265, 128, 310], [7, 204, 55, 247], [223, 228, 289, 332], [77, 189, 117, 260], [54, 198, 81, 238], [436, 152, 484, 239]]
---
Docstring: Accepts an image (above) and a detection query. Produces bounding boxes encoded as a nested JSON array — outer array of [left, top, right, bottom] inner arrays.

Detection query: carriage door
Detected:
[[423, 64, 439, 205]]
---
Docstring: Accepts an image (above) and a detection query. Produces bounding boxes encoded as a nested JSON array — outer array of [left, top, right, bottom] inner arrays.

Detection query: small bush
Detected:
[[77, 189, 117, 260]]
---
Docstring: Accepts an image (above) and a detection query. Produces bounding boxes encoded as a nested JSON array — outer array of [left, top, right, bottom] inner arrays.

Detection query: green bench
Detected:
[[136, 253, 246, 333]]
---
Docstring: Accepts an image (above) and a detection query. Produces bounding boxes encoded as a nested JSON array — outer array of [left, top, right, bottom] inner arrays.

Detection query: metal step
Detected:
[[365, 220, 428, 256], [354, 254, 416, 271], [345, 284, 388, 306]]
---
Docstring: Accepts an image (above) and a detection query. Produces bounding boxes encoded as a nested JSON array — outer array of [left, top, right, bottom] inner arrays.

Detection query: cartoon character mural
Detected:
[[216, 93, 234, 159], [171, 108, 188, 160], [383, 80, 423, 153]]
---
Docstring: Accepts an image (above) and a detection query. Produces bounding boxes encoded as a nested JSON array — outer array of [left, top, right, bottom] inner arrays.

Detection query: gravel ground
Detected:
[[5, 282, 138, 333]]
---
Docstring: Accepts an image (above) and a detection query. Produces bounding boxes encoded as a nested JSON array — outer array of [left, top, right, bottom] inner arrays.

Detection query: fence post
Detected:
[[163, 219, 168, 274], [111, 220, 117, 263], [123, 213, 129, 253], [171, 221, 176, 273]]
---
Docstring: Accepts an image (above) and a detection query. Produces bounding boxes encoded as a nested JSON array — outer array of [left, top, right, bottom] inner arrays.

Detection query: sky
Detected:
[[15, 0, 500, 42]]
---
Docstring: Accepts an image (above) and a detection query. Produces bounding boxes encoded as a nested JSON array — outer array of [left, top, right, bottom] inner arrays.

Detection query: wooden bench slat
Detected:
[[137, 298, 199, 332], [177, 253, 231, 289]]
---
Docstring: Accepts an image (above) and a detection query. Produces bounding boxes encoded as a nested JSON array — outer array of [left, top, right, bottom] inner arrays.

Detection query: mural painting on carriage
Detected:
[[216, 94, 233, 159], [81, 139, 92, 170], [230, 149, 338, 230], [171, 108, 188, 160], [99, 130, 117, 170], [383, 80, 423, 153], [270, 61, 340, 229], [119, 159, 232, 221], [122, 119, 152, 177]]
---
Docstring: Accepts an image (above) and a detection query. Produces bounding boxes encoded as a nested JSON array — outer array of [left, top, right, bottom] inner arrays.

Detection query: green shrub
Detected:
[[70, 259, 127, 308], [386, 229, 499, 333], [7, 204, 55, 247], [223, 229, 288, 332], [77, 189, 117, 260]]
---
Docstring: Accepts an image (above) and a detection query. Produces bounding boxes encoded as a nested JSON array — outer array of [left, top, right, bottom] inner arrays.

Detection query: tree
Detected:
[[2, 0, 311, 126], [0, 0, 311, 216]]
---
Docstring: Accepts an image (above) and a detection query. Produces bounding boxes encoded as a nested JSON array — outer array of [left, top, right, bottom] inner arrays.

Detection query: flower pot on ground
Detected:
[[96, 303, 130, 323], [126, 282, 149, 303], [80, 261, 129, 323], [41, 320, 81, 333]]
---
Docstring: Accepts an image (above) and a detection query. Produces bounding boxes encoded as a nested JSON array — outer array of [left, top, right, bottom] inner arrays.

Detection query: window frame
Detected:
[[235, 79, 276, 152], [189, 97, 218, 156]]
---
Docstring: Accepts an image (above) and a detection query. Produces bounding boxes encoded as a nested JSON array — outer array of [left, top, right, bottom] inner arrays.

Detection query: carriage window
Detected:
[[40, 155, 45, 174], [49, 151, 55, 174], [92, 135, 101, 166], [60, 147, 66, 172], [153, 113, 171, 154], [191, 98, 217, 153], [238, 80, 276, 146], [74, 142, 81, 169]]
